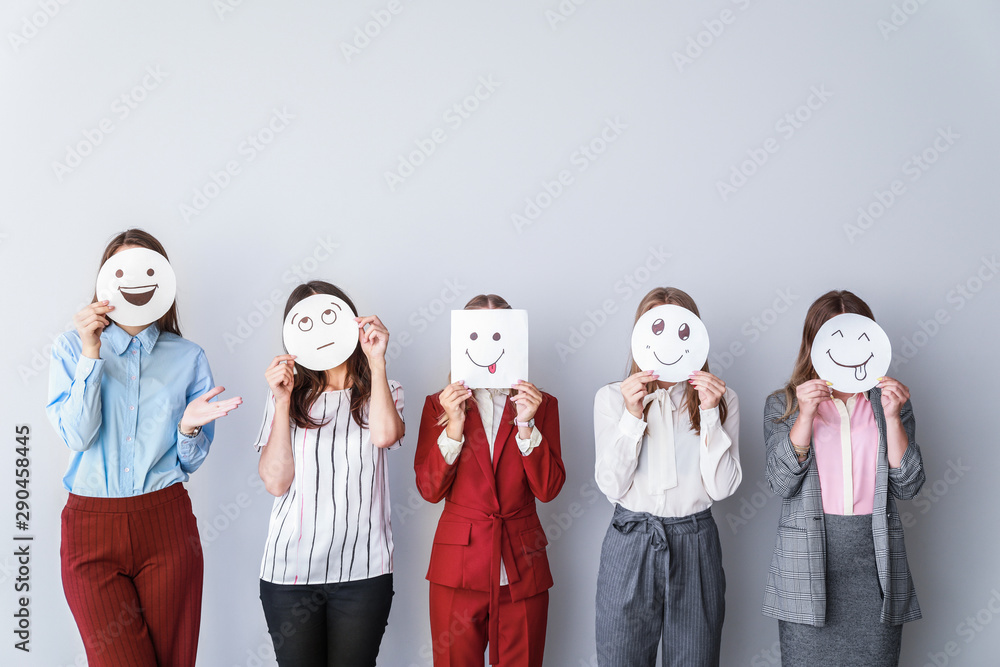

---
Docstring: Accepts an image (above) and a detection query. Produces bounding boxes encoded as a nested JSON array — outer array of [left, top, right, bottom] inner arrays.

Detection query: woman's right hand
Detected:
[[439, 381, 471, 440], [795, 378, 832, 416], [74, 301, 114, 359], [265, 354, 296, 405], [621, 370, 657, 419]]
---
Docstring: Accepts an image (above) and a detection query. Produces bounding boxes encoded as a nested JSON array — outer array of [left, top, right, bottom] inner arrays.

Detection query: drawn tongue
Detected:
[[855, 364, 867, 381], [488, 363, 497, 374]]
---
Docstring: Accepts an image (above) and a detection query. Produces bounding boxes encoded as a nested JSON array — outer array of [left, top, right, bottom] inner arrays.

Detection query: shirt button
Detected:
[[124, 467, 130, 472], [132, 350, 138, 355], [131, 375, 137, 380], [126, 436, 132, 442], [129, 406, 135, 410]]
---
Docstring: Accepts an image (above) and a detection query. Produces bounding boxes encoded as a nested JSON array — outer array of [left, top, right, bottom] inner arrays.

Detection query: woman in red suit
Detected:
[[415, 293, 566, 667]]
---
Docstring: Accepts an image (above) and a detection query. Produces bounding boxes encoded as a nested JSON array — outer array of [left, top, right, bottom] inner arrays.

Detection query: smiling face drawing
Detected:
[[810, 313, 892, 393], [281, 293, 359, 371], [630, 304, 710, 382], [451, 309, 528, 389], [95, 247, 177, 327]]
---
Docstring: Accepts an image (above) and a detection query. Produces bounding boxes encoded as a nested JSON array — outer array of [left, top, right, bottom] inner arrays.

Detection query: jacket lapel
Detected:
[[492, 398, 515, 471], [464, 404, 499, 500]]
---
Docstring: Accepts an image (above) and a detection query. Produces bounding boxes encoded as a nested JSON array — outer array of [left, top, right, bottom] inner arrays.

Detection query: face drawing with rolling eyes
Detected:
[[810, 313, 892, 393], [630, 304, 711, 382], [95, 247, 177, 327], [450, 309, 529, 389], [281, 293, 360, 371]]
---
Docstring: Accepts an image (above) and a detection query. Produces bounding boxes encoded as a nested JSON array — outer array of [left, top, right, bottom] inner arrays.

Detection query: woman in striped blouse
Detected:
[[253, 281, 405, 667]]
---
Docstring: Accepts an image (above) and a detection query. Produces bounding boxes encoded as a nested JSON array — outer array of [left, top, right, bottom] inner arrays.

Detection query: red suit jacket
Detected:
[[414, 390, 566, 603]]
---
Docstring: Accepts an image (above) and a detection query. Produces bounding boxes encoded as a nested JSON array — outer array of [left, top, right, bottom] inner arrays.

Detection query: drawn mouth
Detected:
[[652, 350, 683, 366], [827, 350, 874, 382], [118, 284, 158, 306], [466, 349, 504, 374], [316, 341, 335, 350]]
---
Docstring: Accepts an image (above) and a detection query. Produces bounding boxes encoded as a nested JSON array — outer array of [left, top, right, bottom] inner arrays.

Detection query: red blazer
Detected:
[[414, 390, 565, 602]]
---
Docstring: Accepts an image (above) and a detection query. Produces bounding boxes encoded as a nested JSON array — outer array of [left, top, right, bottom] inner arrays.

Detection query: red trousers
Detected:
[[60, 483, 204, 667], [429, 583, 548, 667]]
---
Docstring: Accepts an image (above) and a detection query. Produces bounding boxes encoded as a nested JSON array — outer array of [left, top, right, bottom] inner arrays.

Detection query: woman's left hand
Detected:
[[877, 376, 909, 418], [180, 386, 243, 433], [356, 315, 389, 366], [511, 381, 542, 422], [689, 370, 726, 410]]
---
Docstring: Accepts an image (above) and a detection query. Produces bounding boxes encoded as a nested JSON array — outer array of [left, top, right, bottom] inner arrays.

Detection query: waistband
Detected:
[[613, 504, 713, 530], [65, 483, 189, 513]]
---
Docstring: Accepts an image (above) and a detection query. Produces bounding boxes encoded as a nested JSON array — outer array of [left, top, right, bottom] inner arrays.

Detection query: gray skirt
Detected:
[[778, 513, 902, 667]]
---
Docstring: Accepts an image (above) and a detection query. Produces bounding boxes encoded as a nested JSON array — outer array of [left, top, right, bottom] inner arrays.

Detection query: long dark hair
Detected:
[[626, 287, 727, 435], [776, 289, 876, 421], [93, 229, 182, 336], [284, 281, 371, 429]]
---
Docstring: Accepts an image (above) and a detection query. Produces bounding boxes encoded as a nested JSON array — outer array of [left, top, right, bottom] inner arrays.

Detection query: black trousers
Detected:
[[259, 574, 393, 667]]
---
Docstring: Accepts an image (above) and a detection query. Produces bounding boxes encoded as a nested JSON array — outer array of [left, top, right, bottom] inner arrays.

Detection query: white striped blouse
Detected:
[[253, 381, 403, 585]]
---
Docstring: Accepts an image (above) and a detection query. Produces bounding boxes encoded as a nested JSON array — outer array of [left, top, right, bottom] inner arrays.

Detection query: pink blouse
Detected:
[[811, 393, 878, 515]]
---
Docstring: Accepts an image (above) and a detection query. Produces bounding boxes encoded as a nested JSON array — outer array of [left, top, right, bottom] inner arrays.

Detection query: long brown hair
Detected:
[[776, 289, 876, 421], [284, 281, 371, 429], [93, 229, 182, 336], [436, 293, 513, 426], [626, 287, 727, 435]]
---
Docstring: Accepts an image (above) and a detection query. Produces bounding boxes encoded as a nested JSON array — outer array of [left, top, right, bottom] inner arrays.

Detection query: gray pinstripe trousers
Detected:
[[595, 504, 725, 667]]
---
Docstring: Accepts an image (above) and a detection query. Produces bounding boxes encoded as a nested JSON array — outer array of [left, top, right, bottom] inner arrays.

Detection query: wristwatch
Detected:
[[178, 421, 201, 438], [515, 418, 535, 428]]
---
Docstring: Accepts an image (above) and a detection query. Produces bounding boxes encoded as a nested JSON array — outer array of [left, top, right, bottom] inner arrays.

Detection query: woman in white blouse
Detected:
[[254, 281, 405, 667], [593, 287, 741, 667]]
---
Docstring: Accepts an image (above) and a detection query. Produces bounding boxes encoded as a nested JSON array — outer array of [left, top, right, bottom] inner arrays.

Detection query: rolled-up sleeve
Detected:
[[177, 350, 215, 473], [46, 333, 104, 452]]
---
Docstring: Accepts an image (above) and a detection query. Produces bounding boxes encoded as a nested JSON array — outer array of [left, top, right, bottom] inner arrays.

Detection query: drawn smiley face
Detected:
[[810, 313, 892, 393], [451, 309, 529, 389], [630, 304, 710, 381], [95, 247, 177, 327], [281, 293, 359, 371]]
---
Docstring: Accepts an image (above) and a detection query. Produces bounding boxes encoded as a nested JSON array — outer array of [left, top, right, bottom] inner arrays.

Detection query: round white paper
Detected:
[[95, 247, 177, 327], [630, 304, 710, 381], [282, 293, 359, 371], [810, 313, 892, 393]]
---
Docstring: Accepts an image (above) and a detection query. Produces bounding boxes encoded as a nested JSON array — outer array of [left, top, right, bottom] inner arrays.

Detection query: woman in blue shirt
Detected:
[[46, 229, 241, 667]]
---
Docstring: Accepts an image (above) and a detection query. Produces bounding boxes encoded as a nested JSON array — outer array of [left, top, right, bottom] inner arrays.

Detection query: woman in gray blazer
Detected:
[[762, 290, 924, 666]]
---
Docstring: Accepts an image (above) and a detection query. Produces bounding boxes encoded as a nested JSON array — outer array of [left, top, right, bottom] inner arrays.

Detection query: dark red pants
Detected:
[[429, 583, 548, 667], [60, 483, 204, 667]]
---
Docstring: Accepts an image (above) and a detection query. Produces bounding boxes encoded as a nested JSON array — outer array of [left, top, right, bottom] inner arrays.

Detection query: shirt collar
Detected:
[[105, 322, 161, 356]]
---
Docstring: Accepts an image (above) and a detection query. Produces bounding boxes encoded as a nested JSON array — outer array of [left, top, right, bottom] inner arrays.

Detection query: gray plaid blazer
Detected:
[[761, 388, 925, 626]]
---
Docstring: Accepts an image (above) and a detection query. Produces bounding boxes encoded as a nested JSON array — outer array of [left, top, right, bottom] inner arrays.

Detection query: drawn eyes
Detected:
[[297, 317, 313, 332], [469, 332, 501, 341], [114, 268, 154, 278], [652, 319, 665, 335], [831, 329, 870, 341], [678, 323, 690, 341], [147, 268, 154, 276], [321, 308, 337, 325]]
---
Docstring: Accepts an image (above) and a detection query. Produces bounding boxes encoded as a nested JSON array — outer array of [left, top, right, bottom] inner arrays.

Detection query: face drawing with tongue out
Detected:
[[630, 304, 710, 382], [281, 293, 359, 371], [95, 247, 177, 327], [810, 313, 892, 393], [451, 309, 529, 389]]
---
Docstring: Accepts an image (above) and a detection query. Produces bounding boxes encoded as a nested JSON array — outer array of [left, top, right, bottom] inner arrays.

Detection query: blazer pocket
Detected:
[[433, 521, 471, 545], [520, 526, 548, 556]]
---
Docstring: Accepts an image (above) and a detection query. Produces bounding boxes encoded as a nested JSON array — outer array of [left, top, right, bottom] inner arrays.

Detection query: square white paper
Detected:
[[450, 309, 528, 389]]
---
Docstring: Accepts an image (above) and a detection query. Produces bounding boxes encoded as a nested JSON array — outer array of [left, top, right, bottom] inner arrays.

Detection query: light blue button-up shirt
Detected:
[[46, 322, 216, 497]]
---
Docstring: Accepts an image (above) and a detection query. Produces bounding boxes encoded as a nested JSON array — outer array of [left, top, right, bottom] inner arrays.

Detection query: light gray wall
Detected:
[[3, 2, 999, 665]]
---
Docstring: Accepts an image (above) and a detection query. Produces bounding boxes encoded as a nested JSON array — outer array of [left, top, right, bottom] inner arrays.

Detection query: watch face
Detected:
[[630, 304, 710, 381]]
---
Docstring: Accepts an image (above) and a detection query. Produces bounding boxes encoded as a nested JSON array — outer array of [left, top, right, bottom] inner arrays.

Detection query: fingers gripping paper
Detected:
[[451, 309, 528, 389]]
